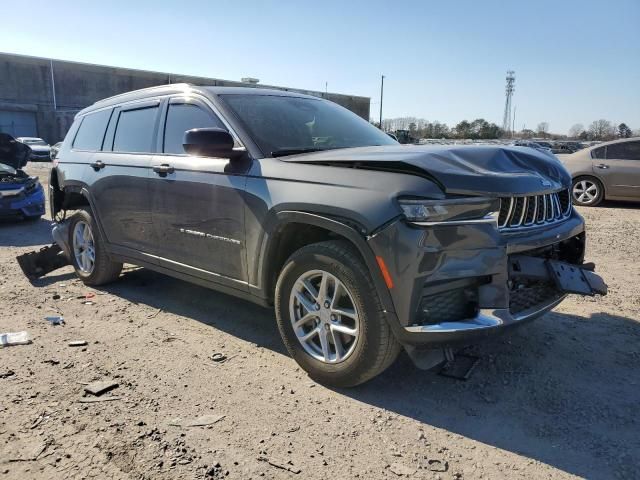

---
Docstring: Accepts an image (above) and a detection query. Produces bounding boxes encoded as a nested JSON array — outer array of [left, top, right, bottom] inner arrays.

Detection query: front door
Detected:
[[150, 97, 249, 291], [594, 141, 640, 198]]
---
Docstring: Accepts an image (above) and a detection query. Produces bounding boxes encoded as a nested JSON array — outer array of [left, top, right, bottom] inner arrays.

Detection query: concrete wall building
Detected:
[[0, 52, 370, 144]]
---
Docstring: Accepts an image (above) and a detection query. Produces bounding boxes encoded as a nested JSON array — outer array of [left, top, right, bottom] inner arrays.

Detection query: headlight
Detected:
[[398, 197, 500, 224]]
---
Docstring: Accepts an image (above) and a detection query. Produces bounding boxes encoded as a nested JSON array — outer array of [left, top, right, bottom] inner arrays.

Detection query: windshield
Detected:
[[220, 94, 397, 156]]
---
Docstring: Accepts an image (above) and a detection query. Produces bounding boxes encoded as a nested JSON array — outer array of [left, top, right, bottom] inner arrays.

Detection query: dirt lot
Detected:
[[1, 163, 639, 479]]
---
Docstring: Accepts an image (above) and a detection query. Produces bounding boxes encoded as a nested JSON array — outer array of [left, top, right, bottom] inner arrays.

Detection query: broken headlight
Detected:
[[398, 197, 500, 224]]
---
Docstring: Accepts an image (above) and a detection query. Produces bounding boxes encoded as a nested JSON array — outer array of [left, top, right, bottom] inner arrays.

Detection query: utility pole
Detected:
[[379, 75, 385, 129], [512, 105, 516, 138], [325, 81, 328, 95], [49, 59, 57, 111]]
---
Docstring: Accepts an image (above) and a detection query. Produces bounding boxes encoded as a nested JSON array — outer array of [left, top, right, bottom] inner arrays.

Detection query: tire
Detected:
[[274, 240, 400, 387], [571, 176, 604, 207], [67, 208, 122, 286]]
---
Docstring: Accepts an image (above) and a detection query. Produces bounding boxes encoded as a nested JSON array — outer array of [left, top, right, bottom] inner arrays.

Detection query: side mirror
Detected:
[[183, 128, 243, 159]]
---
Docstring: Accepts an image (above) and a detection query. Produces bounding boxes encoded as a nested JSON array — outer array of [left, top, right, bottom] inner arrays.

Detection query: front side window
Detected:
[[112, 106, 158, 153], [606, 141, 640, 160], [163, 103, 224, 154], [219, 94, 397, 157], [73, 109, 112, 151]]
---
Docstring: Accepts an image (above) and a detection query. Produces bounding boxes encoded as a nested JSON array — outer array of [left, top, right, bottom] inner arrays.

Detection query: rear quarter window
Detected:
[[72, 109, 113, 151], [591, 146, 606, 159]]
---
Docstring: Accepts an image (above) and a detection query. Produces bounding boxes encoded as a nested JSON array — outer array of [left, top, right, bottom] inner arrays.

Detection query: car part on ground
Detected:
[[44, 84, 608, 386], [16, 244, 69, 280]]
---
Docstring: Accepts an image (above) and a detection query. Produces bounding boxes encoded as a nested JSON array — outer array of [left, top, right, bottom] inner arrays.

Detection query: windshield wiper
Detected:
[[271, 147, 327, 158]]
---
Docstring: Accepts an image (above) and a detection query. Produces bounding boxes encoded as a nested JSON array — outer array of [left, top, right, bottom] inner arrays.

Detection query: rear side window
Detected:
[[163, 103, 225, 154], [73, 109, 112, 151], [113, 106, 159, 153], [606, 141, 640, 160], [591, 146, 606, 159]]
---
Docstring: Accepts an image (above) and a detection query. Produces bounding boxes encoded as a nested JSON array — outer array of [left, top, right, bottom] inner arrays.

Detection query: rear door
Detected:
[[593, 141, 640, 198], [88, 100, 160, 258], [149, 96, 249, 290]]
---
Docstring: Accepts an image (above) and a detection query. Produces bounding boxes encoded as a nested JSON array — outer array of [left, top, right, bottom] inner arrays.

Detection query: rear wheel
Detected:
[[68, 208, 122, 286], [571, 176, 604, 206], [274, 240, 400, 387]]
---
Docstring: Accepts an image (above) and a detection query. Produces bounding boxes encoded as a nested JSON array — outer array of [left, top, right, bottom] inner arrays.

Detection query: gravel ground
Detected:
[[1, 163, 639, 479]]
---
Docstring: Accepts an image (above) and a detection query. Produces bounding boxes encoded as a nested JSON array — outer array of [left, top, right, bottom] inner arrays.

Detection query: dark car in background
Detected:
[[0, 133, 46, 220], [48, 85, 606, 386], [17, 137, 51, 162]]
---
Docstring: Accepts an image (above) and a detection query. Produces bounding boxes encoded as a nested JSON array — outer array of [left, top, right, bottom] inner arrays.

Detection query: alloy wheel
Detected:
[[289, 269, 360, 364], [572, 180, 599, 204], [72, 220, 96, 274]]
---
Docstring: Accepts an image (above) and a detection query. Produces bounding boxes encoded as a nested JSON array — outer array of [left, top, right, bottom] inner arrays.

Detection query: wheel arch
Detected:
[[257, 211, 396, 315]]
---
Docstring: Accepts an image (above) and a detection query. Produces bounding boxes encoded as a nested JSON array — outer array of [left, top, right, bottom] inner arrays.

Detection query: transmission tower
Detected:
[[502, 70, 515, 134]]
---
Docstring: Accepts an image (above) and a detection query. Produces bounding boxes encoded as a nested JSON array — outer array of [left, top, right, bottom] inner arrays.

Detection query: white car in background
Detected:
[[16, 137, 51, 162]]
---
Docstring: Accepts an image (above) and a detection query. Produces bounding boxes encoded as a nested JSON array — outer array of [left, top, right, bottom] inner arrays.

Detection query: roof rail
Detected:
[[91, 83, 193, 106]]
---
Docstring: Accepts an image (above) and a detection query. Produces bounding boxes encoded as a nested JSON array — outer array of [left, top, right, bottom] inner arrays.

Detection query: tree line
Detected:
[[377, 116, 637, 141]]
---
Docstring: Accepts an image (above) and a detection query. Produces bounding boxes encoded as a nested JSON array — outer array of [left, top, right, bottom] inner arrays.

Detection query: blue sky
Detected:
[[2, 0, 638, 133]]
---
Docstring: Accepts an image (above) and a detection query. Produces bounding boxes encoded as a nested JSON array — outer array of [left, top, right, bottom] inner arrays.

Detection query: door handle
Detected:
[[595, 164, 609, 169], [152, 164, 175, 177], [90, 160, 105, 171]]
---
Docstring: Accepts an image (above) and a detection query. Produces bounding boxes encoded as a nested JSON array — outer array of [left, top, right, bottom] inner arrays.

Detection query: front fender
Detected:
[[253, 210, 397, 317]]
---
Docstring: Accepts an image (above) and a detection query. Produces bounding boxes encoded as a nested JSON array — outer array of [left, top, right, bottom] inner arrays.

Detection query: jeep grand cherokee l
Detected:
[[48, 84, 606, 386]]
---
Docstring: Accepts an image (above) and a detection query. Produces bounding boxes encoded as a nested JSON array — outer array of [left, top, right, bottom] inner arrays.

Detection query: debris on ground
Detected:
[[8, 440, 52, 462], [45, 316, 65, 326], [0, 369, 15, 379], [77, 396, 122, 403], [257, 455, 301, 474], [390, 462, 417, 476], [426, 459, 449, 472], [168, 414, 225, 428], [1, 331, 32, 347], [29, 411, 47, 429], [84, 380, 119, 396], [68, 340, 88, 347]]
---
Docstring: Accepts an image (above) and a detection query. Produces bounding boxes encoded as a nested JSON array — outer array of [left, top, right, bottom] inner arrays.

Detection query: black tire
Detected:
[[67, 208, 122, 286], [274, 240, 401, 387], [571, 176, 604, 207]]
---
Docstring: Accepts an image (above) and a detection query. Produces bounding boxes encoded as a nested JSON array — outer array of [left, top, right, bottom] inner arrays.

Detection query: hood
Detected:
[[0, 133, 32, 170], [282, 145, 571, 196]]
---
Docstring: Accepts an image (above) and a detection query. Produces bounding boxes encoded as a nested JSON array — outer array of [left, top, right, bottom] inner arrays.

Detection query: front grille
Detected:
[[498, 189, 571, 231], [509, 281, 561, 316]]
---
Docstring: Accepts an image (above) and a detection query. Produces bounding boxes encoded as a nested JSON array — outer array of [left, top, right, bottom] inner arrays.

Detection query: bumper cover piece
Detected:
[[17, 244, 69, 280]]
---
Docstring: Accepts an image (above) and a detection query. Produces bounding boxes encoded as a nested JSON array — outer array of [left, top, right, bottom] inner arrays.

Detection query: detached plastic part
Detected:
[[16, 244, 69, 280], [1, 331, 32, 347]]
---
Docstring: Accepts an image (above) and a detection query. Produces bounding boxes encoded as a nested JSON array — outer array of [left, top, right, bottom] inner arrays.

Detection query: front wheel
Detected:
[[274, 240, 400, 387], [571, 176, 604, 206], [68, 208, 122, 286]]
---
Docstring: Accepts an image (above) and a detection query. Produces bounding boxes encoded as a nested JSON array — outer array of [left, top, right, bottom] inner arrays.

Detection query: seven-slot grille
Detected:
[[498, 189, 571, 231]]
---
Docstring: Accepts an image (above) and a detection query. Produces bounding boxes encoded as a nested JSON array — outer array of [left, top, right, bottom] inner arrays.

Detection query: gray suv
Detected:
[[49, 84, 606, 386]]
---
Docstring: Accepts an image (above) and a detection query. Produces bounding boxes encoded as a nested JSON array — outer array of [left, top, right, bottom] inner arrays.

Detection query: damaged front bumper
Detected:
[[368, 208, 607, 347], [0, 183, 45, 219]]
